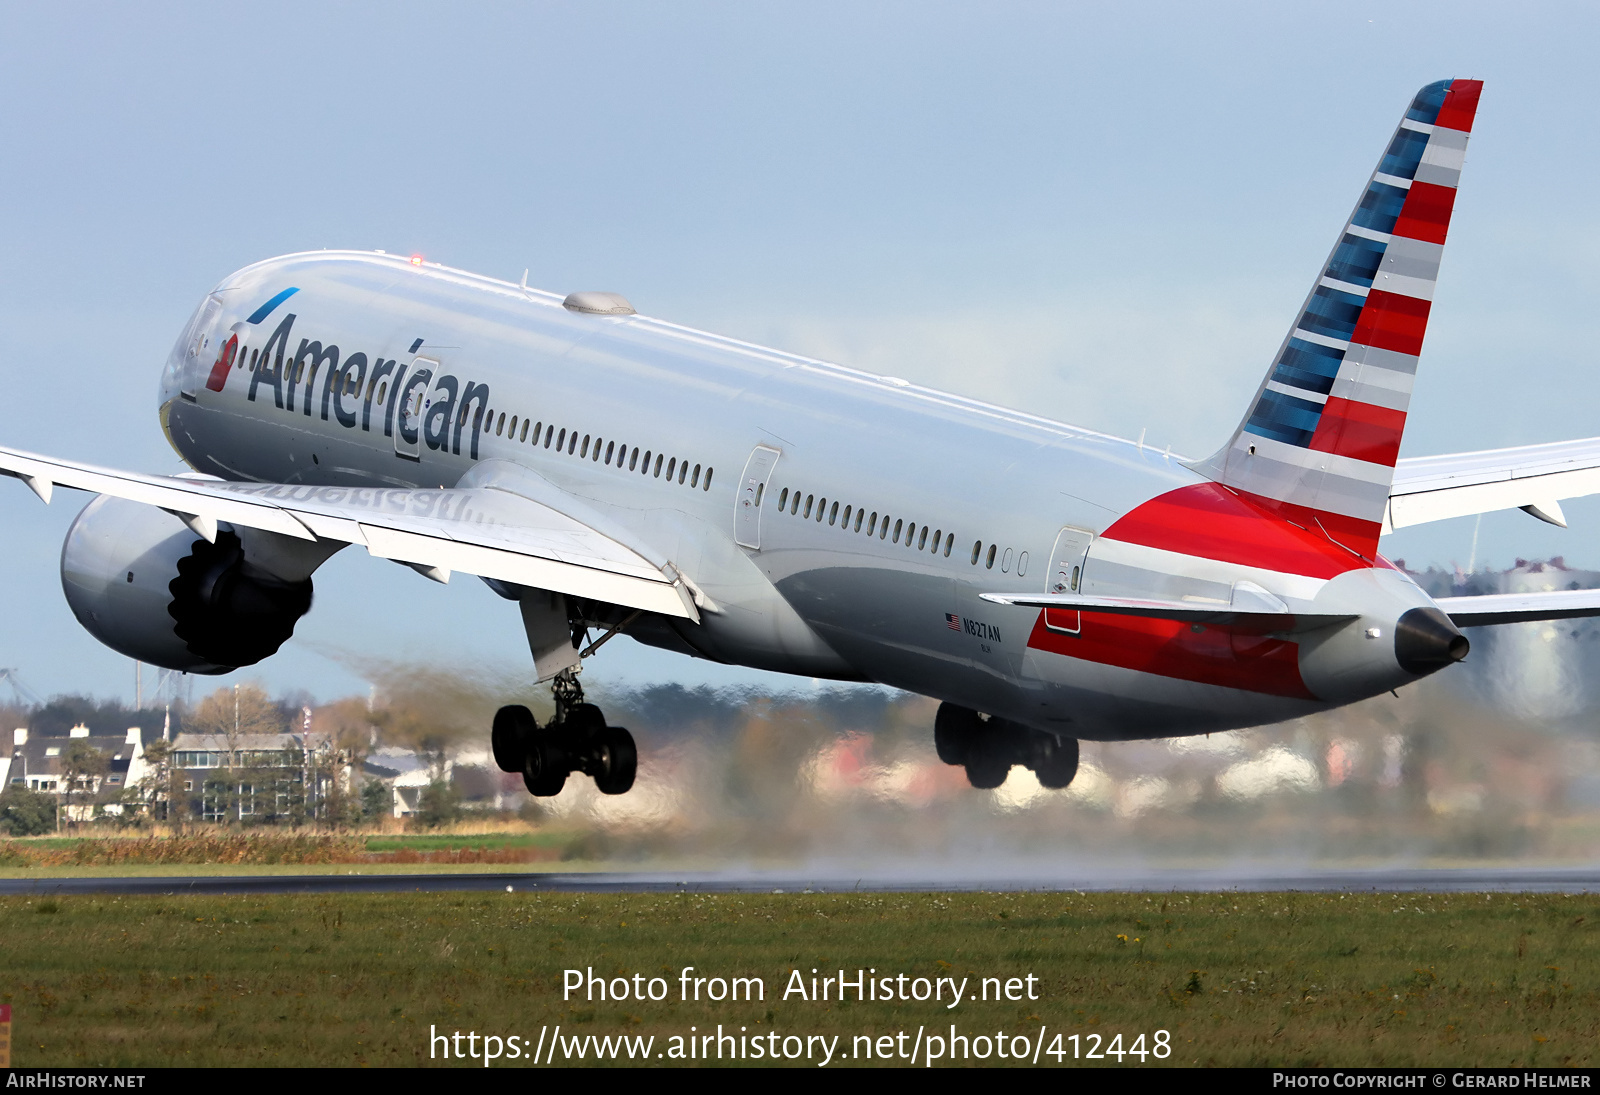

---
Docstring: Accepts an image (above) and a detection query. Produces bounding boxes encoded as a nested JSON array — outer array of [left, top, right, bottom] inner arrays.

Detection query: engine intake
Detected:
[[168, 530, 312, 668], [61, 494, 316, 673]]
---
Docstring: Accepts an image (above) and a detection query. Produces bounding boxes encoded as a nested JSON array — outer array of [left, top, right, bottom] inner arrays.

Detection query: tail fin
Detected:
[[1197, 79, 1483, 561]]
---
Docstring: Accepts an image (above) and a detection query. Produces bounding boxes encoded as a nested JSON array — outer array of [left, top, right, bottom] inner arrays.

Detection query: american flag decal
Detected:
[[945, 613, 961, 632]]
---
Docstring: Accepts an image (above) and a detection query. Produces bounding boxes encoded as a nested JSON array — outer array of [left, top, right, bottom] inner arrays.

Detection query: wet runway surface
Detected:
[[1, 867, 1597, 896]]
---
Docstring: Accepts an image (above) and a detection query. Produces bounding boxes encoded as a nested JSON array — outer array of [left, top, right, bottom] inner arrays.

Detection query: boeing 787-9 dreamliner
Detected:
[[6, 79, 1600, 796]]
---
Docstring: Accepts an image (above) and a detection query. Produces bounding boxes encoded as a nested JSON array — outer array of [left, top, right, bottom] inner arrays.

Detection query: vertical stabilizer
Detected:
[[1196, 79, 1483, 561]]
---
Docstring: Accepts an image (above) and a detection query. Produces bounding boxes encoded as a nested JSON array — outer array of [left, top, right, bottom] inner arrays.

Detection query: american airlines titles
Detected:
[[243, 313, 493, 460]]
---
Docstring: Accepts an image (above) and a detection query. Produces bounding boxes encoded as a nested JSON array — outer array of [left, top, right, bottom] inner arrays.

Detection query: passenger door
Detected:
[[178, 297, 223, 402], [393, 358, 437, 461], [1043, 526, 1095, 635], [734, 445, 781, 549]]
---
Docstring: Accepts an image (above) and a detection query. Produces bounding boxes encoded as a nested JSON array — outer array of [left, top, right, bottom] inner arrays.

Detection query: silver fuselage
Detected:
[[158, 252, 1439, 739]]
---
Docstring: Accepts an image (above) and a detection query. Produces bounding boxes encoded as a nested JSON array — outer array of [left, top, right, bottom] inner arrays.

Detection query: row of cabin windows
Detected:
[[972, 541, 1027, 576], [236, 345, 714, 490], [473, 413, 714, 491], [771, 486, 1021, 574], [773, 487, 956, 557]]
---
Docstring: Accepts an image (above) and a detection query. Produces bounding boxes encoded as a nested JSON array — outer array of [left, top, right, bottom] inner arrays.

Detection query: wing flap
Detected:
[[0, 444, 699, 621], [1437, 588, 1600, 627]]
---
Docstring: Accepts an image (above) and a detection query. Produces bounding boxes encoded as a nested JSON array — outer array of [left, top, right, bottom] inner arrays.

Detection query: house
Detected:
[[360, 743, 512, 818], [4, 725, 154, 821], [362, 746, 450, 818], [169, 730, 343, 822]]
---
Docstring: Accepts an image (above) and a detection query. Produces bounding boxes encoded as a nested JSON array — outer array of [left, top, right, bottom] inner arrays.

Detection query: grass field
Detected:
[[1, 889, 1595, 1067]]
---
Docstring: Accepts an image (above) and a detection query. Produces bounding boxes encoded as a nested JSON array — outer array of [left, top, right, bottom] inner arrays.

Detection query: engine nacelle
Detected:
[[61, 495, 318, 673]]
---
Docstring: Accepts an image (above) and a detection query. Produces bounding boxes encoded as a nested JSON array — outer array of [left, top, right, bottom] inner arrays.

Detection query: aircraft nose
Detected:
[[1394, 606, 1470, 675]]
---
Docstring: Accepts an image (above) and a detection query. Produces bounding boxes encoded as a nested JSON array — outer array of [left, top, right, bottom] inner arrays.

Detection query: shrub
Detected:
[[0, 786, 58, 836], [415, 780, 461, 829]]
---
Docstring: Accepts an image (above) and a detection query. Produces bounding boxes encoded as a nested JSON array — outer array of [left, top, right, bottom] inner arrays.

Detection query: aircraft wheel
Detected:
[[965, 756, 1010, 789], [523, 740, 568, 797], [492, 704, 537, 773], [934, 703, 982, 765], [1031, 734, 1080, 790], [593, 726, 637, 795], [564, 702, 607, 739]]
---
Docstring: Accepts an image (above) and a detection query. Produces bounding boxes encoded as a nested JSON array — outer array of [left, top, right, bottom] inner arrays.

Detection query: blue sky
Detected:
[[1, 2, 1598, 704]]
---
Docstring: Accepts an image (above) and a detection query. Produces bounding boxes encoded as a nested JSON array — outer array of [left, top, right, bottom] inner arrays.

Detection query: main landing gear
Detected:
[[934, 702, 1079, 790], [491, 669, 638, 797]]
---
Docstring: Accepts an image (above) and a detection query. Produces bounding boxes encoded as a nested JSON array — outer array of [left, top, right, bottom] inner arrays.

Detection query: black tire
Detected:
[[492, 704, 537, 773], [593, 726, 637, 795], [523, 742, 568, 797], [934, 703, 981, 766], [965, 756, 1010, 789], [563, 702, 607, 739], [1031, 735, 1080, 790]]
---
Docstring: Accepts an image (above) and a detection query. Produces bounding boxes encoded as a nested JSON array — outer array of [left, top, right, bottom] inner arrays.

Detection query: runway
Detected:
[[1, 866, 1597, 896]]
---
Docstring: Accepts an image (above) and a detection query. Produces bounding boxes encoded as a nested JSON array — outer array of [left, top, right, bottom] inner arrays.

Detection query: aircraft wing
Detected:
[[0, 444, 699, 621], [979, 591, 1356, 630], [1436, 589, 1600, 627], [1387, 436, 1600, 531]]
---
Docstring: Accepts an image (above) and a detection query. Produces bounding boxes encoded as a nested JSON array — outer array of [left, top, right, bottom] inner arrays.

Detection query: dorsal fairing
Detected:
[[1197, 79, 1483, 561]]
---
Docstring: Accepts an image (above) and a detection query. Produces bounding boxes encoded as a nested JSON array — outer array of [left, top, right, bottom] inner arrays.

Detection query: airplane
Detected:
[[5, 77, 1600, 798]]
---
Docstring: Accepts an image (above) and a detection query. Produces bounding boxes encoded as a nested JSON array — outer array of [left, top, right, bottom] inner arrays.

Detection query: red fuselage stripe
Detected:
[[1026, 611, 1315, 700], [1099, 482, 1368, 579]]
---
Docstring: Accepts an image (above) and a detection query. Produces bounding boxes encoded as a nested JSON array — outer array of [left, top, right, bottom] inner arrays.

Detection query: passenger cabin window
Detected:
[[986, 544, 997, 569]]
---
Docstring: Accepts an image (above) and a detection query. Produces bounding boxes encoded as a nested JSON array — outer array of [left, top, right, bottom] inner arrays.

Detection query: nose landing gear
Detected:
[[934, 702, 1078, 790], [492, 669, 638, 796]]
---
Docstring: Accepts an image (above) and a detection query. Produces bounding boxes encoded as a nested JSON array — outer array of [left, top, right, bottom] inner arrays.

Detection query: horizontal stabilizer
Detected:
[[1436, 589, 1600, 627], [0, 444, 699, 621], [979, 591, 1356, 631], [1388, 435, 1600, 530]]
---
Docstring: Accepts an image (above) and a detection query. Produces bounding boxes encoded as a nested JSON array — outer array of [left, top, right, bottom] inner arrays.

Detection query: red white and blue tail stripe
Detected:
[[1198, 79, 1483, 561]]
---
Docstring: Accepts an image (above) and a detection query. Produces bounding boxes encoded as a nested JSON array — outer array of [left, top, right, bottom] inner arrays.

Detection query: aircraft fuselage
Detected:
[[158, 251, 1442, 740]]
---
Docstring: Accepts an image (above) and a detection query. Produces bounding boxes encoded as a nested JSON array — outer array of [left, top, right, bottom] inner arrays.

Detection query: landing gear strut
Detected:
[[934, 702, 1078, 790], [491, 668, 638, 796]]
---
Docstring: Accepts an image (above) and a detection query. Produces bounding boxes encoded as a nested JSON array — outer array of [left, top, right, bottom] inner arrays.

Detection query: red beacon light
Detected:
[[409, 254, 424, 266]]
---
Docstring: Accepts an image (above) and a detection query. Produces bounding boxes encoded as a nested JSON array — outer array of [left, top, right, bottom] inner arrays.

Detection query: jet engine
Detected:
[[60, 495, 328, 673]]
